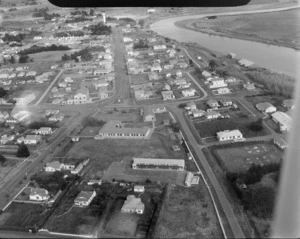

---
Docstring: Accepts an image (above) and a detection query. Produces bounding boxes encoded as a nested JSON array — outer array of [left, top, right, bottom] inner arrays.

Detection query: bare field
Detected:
[[212, 142, 283, 173], [154, 184, 223, 238]]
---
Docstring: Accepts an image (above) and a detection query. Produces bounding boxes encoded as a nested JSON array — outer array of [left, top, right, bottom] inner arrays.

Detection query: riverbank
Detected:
[[174, 8, 300, 51]]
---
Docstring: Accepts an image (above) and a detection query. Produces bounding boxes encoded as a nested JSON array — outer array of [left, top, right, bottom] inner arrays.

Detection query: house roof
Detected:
[[121, 195, 144, 211], [133, 158, 185, 167], [256, 102, 275, 111], [46, 161, 62, 170], [206, 111, 220, 117], [74, 191, 95, 203], [283, 99, 294, 108], [30, 187, 49, 197], [24, 135, 42, 141], [134, 185, 145, 191], [217, 129, 243, 138], [272, 111, 292, 127], [207, 99, 218, 105]]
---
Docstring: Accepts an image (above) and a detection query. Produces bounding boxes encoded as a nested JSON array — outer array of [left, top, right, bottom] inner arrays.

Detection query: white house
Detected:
[[215, 87, 231, 95], [256, 102, 277, 113], [185, 101, 197, 110], [271, 111, 292, 132], [206, 111, 221, 120], [192, 109, 205, 118], [74, 191, 96, 207], [121, 195, 144, 214], [217, 129, 244, 141], [182, 88, 196, 97], [24, 135, 42, 145], [150, 63, 162, 73], [202, 70, 212, 78], [134, 185, 145, 193], [161, 90, 175, 101], [44, 161, 63, 172], [153, 45, 166, 51], [29, 188, 50, 201], [209, 78, 227, 89], [34, 127, 53, 135]]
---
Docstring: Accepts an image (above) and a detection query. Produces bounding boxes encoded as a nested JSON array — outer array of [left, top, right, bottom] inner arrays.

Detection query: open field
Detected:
[[28, 50, 75, 63], [95, 108, 142, 123], [194, 116, 269, 139], [153, 184, 223, 238], [0, 202, 49, 231], [211, 142, 283, 173], [0, 159, 20, 181], [190, 8, 299, 50]]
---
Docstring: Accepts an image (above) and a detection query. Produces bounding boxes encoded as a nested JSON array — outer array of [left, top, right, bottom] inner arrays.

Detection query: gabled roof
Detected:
[[256, 102, 275, 111], [74, 191, 95, 203], [122, 195, 144, 211]]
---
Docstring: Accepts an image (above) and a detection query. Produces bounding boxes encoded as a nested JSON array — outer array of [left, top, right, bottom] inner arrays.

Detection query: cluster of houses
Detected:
[[44, 158, 89, 175]]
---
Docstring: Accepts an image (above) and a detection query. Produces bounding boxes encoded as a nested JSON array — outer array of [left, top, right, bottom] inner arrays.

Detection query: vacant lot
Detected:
[[153, 184, 223, 238], [193, 8, 299, 50], [0, 202, 49, 231], [0, 158, 20, 181], [95, 108, 142, 123], [29, 50, 75, 63], [212, 142, 283, 173], [194, 116, 269, 139]]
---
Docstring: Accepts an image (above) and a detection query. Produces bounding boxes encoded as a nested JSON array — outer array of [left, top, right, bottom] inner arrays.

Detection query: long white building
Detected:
[[217, 129, 243, 141], [271, 111, 292, 132]]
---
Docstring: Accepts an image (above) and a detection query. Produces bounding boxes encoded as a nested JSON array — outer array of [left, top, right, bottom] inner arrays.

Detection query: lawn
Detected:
[[94, 108, 142, 123], [29, 50, 76, 63], [153, 184, 223, 238], [211, 142, 283, 173], [0, 159, 20, 181], [194, 116, 269, 139], [0, 202, 49, 231], [79, 126, 102, 137]]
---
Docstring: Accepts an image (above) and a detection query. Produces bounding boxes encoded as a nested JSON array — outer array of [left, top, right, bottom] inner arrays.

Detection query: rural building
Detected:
[[206, 99, 219, 108], [73, 87, 91, 104], [24, 135, 42, 145], [74, 191, 96, 207], [161, 90, 175, 101], [87, 179, 102, 185], [273, 137, 288, 150], [34, 127, 53, 135], [95, 120, 152, 140], [132, 158, 185, 171], [228, 52, 236, 59], [44, 161, 63, 172], [182, 88, 196, 97], [148, 72, 159, 81], [134, 185, 145, 193], [209, 78, 227, 89], [192, 109, 205, 118], [185, 172, 200, 187], [214, 87, 231, 95], [152, 106, 166, 113], [121, 195, 144, 214], [142, 106, 156, 122], [12, 91, 36, 105], [219, 98, 232, 107], [49, 113, 64, 122], [206, 111, 221, 120], [185, 101, 197, 110], [238, 59, 253, 67], [271, 111, 292, 132], [202, 70, 212, 78], [256, 102, 277, 113], [172, 145, 180, 151], [282, 99, 294, 109], [243, 82, 255, 91], [217, 129, 243, 141], [29, 188, 50, 201], [153, 44, 166, 51], [71, 163, 84, 174]]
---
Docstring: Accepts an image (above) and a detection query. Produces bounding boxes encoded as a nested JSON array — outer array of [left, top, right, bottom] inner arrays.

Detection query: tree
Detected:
[[16, 143, 30, 158], [8, 56, 16, 64], [209, 59, 220, 69], [0, 154, 6, 164], [138, 19, 145, 27], [89, 8, 94, 16], [0, 87, 7, 98], [19, 54, 30, 64]]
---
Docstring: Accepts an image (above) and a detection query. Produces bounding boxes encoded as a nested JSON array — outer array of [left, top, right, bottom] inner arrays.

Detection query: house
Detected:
[[24, 135, 42, 145], [143, 106, 156, 122], [161, 90, 175, 101], [5, 116, 17, 124], [225, 77, 237, 83], [206, 99, 219, 108], [12, 91, 36, 105], [228, 52, 236, 59], [282, 99, 294, 109], [238, 59, 253, 67], [121, 195, 145, 214], [147, 8, 156, 14], [185, 172, 200, 187], [215, 87, 231, 95], [274, 137, 288, 150], [243, 82, 255, 91], [74, 87, 91, 104], [165, 72, 172, 78], [35, 127, 53, 135], [74, 191, 96, 207], [202, 70, 212, 78], [164, 83, 171, 91], [172, 145, 180, 151], [164, 64, 174, 70], [150, 63, 162, 73], [153, 44, 166, 51], [134, 89, 152, 100], [206, 111, 221, 120], [256, 102, 277, 113], [132, 158, 185, 171], [134, 185, 145, 193], [219, 98, 233, 107], [192, 109, 205, 118], [148, 72, 159, 81], [44, 161, 63, 172], [87, 179, 102, 185], [99, 91, 109, 100], [71, 163, 84, 174], [176, 71, 183, 77], [185, 101, 197, 110], [29, 188, 50, 201], [152, 106, 166, 113], [209, 78, 227, 89], [271, 111, 292, 132], [182, 88, 196, 97], [95, 120, 152, 140], [49, 113, 64, 122], [217, 129, 244, 141]]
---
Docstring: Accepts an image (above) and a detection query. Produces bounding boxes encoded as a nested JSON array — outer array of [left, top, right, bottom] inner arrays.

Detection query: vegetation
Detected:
[[61, 48, 92, 62], [27, 121, 58, 130], [246, 69, 295, 98], [18, 55, 31, 64], [133, 39, 149, 49], [89, 23, 112, 35], [81, 116, 106, 127], [70, 10, 89, 16], [65, 16, 92, 23], [18, 44, 71, 55], [0, 87, 8, 98], [54, 31, 85, 38], [2, 33, 26, 42], [16, 143, 30, 158], [138, 19, 145, 27], [247, 119, 263, 132], [0, 154, 7, 164]]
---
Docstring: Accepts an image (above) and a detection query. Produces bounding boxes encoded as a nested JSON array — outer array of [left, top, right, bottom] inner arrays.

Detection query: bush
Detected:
[[247, 119, 263, 132], [18, 44, 71, 55], [16, 144, 30, 158], [82, 116, 106, 127]]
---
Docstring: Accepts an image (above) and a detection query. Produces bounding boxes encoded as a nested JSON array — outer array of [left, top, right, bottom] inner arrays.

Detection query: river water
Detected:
[[150, 14, 299, 78]]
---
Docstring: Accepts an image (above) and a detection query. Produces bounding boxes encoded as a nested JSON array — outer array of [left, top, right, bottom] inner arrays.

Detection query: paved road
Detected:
[[34, 69, 64, 106], [170, 106, 245, 238]]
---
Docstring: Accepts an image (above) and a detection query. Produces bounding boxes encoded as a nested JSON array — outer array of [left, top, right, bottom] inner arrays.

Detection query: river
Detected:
[[150, 10, 299, 78]]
